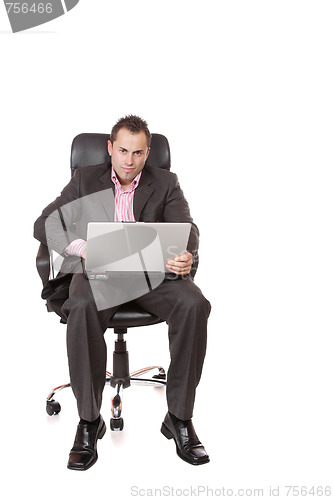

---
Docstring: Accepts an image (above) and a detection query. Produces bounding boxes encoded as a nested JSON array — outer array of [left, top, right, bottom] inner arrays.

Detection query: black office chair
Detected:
[[36, 132, 171, 431]]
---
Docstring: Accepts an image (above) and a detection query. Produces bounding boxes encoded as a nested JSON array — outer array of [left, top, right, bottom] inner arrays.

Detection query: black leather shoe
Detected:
[[67, 416, 106, 471], [161, 412, 210, 465]]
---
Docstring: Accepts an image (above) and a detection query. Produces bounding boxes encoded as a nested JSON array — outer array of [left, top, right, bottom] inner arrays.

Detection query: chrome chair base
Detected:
[[46, 365, 166, 427], [109, 366, 166, 431]]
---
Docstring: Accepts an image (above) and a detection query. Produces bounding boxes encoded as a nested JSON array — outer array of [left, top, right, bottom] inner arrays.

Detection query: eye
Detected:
[[135, 151, 143, 156]]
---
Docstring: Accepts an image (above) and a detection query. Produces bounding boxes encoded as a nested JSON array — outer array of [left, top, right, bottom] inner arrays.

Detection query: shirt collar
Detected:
[[111, 166, 142, 192]]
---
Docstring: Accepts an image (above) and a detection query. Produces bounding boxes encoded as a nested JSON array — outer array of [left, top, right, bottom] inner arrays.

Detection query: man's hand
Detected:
[[166, 251, 193, 275]]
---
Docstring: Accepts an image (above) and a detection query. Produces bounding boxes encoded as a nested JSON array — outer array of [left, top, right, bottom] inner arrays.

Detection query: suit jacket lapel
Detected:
[[134, 167, 155, 220], [97, 165, 115, 220], [94, 164, 156, 221]]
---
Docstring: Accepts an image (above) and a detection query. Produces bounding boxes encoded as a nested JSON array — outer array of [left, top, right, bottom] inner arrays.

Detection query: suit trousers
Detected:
[[61, 273, 211, 422]]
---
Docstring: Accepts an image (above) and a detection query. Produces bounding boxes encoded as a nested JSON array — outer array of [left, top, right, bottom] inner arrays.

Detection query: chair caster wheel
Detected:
[[46, 399, 61, 416], [110, 417, 124, 431], [153, 368, 166, 380]]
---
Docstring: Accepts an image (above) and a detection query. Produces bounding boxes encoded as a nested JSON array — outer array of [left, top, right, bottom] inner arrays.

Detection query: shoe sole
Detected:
[[161, 423, 210, 466]]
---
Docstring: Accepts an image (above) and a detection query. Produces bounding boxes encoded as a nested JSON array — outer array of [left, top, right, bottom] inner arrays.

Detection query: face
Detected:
[[108, 128, 150, 188]]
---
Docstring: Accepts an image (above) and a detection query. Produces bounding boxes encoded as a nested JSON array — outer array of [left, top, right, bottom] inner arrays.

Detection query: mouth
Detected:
[[122, 167, 135, 173]]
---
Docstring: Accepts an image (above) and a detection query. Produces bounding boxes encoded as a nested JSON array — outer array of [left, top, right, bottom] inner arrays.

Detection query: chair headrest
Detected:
[[70, 133, 171, 176]]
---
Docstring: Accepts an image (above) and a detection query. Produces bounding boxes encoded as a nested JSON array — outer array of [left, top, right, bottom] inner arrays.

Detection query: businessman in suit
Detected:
[[34, 115, 211, 469]]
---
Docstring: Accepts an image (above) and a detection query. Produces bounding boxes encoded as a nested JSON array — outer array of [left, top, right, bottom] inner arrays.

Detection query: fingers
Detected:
[[166, 252, 193, 275]]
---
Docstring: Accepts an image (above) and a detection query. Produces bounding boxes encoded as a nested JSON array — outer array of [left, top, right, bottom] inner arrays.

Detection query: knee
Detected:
[[72, 292, 96, 311], [61, 289, 96, 319], [193, 293, 211, 318], [179, 286, 211, 319]]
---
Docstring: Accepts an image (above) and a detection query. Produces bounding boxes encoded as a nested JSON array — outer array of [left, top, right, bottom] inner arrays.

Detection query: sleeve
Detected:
[[64, 239, 87, 257], [163, 173, 200, 276], [33, 169, 82, 255]]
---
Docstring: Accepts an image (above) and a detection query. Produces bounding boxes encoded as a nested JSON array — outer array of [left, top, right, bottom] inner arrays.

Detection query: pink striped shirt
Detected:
[[111, 166, 142, 222], [64, 167, 142, 257]]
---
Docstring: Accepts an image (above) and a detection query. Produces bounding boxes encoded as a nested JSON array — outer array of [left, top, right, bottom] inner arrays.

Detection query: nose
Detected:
[[125, 153, 133, 166]]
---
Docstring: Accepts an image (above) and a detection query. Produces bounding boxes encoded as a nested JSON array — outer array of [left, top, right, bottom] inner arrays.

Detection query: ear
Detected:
[[107, 140, 113, 156], [145, 147, 150, 161]]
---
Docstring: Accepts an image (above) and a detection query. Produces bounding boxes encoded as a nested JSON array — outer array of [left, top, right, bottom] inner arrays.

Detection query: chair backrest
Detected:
[[70, 132, 171, 176]]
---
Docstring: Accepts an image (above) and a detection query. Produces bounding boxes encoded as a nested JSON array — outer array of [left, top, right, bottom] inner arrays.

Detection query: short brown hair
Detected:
[[110, 115, 151, 147]]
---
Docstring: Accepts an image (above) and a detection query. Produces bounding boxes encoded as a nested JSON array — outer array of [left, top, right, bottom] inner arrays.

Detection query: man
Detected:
[[34, 115, 211, 469]]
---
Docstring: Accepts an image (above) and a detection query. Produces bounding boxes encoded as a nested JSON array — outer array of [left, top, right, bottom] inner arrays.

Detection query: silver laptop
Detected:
[[85, 222, 191, 279]]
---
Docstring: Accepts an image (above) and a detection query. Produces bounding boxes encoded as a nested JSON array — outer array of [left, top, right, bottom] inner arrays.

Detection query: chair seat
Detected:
[[108, 302, 163, 328], [57, 301, 163, 328]]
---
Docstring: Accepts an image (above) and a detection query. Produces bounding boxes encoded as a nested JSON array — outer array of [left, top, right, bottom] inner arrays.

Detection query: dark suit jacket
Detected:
[[34, 163, 200, 301]]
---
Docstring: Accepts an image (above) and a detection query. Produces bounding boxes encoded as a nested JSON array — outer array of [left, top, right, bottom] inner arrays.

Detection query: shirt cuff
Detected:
[[64, 239, 87, 257]]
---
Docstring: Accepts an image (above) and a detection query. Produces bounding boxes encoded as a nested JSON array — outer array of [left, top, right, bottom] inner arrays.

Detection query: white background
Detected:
[[1, 1, 333, 498]]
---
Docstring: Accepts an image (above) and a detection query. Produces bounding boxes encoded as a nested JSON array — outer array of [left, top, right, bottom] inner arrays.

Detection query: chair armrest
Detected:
[[36, 243, 51, 286]]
